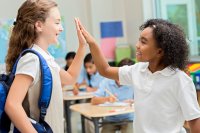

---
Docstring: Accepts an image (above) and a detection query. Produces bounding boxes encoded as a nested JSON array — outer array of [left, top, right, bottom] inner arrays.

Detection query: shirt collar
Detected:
[[32, 44, 54, 60], [91, 71, 100, 77], [108, 79, 122, 88], [140, 62, 176, 76], [157, 67, 177, 76], [140, 62, 149, 72]]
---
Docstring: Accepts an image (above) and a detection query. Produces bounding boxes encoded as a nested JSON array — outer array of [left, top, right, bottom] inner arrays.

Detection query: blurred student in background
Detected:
[[64, 51, 76, 71], [73, 53, 104, 95], [91, 58, 135, 133]]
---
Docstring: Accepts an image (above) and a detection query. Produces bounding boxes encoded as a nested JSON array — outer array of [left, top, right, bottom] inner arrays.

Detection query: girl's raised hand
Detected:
[[75, 18, 86, 46]]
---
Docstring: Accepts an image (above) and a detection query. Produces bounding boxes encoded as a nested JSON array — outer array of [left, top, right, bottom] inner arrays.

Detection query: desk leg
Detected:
[[64, 101, 71, 133], [92, 118, 100, 133], [81, 115, 85, 133]]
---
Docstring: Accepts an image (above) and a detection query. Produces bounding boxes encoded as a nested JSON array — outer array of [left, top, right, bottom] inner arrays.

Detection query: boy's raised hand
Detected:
[[76, 19, 96, 45]]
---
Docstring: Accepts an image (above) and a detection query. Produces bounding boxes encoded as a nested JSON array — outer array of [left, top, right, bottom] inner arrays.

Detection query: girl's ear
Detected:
[[35, 21, 43, 33]]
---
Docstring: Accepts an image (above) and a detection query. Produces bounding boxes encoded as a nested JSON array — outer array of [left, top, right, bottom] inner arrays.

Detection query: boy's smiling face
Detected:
[[135, 27, 163, 62]]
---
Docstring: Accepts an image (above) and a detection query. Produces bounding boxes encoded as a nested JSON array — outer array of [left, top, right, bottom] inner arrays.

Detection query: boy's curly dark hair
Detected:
[[139, 19, 189, 70]]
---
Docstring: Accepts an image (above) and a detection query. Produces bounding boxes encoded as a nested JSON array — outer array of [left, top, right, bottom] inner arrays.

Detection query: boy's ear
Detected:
[[35, 21, 43, 32], [158, 49, 164, 56]]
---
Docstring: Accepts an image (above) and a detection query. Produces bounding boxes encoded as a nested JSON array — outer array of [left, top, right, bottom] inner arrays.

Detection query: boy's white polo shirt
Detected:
[[119, 62, 200, 133]]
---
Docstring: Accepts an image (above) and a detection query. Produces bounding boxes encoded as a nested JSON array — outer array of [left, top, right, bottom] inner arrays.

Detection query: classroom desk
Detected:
[[70, 103, 134, 133], [63, 91, 93, 133]]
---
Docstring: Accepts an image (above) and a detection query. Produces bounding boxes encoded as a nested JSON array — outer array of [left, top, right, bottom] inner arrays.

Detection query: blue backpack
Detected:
[[0, 49, 53, 133]]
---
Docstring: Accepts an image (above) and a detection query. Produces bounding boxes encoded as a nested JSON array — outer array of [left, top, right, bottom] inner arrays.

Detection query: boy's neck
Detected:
[[148, 62, 166, 73]]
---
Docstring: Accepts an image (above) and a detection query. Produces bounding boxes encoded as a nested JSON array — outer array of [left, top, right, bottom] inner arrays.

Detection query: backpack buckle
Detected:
[[40, 107, 47, 120]]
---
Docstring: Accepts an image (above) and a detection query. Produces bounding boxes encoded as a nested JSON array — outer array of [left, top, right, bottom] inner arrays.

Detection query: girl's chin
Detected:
[[50, 41, 59, 45]]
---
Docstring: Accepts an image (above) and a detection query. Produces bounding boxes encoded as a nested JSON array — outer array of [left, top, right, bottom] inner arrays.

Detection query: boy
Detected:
[[77, 18, 200, 133]]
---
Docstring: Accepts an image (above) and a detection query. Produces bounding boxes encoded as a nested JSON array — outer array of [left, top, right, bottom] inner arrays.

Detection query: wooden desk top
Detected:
[[63, 84, 87, 91], [63, 85, 73, 91], [70, 103, 134, 118], [63, 91, 93, 101]]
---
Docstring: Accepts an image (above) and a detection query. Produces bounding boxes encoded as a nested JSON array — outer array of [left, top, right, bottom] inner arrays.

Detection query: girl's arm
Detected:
[[77, 19, 119, 81], [5, 74, 37, 133], [60, 18, 86, 85]]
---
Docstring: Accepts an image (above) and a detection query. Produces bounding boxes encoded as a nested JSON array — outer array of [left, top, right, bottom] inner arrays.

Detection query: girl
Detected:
[[5, 0, 86, 132], [77, 19, 200, 132]]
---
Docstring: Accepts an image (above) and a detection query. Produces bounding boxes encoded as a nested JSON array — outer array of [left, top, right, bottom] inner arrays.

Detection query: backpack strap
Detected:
[[12, 49, 53, 120]]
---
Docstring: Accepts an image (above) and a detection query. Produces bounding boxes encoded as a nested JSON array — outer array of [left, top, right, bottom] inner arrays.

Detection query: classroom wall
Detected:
[[90, 0, 127, 43], [0, 0, 145, 58], [124, 0, 144, 51], [0, 1, 24, 18], [56, 0, 92, 52], [142, 0, 156, 21]]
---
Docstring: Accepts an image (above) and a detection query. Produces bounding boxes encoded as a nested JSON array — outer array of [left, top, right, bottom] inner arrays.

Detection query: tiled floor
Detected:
[[71, 111, 82, 133], [69, 111, 191, 133]]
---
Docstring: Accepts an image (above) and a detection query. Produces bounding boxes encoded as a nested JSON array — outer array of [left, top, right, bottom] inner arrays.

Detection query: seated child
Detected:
[[73, 53, 105, 95], [91, 58, 135, 133], [64, 51, 76, 71]]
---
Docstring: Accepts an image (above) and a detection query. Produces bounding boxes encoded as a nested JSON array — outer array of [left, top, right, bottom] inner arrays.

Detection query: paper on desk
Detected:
[[98, 102, 130, 107], [64, 91, 93, 96]]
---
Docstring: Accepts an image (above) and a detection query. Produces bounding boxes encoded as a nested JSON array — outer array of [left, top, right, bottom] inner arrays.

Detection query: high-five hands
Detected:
[[74, 18, 96, 45], [74, 18, 87, 46]]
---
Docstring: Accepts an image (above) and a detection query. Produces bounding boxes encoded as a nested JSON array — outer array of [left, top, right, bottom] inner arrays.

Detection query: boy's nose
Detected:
[[136, 42, 140, 49]]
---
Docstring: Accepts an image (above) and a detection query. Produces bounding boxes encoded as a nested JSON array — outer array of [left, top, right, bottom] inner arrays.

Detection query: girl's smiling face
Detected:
[[36, 7, 63, 45]]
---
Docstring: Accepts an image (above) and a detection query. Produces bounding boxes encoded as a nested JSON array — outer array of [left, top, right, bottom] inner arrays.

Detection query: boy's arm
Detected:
[[89, 41, 119, 81], [188, 118, 200, 133], [86, 86, 97, 92], [77, 19, 119, 81], [91, 96, 116, 105]]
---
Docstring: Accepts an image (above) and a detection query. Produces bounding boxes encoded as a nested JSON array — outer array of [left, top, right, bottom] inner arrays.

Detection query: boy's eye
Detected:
[[139, 38, 146, 44], [139, 38, 143, 43]]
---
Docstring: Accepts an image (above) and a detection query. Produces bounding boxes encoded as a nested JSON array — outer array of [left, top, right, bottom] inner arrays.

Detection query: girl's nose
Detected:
[[60, 24, 63, 32]]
